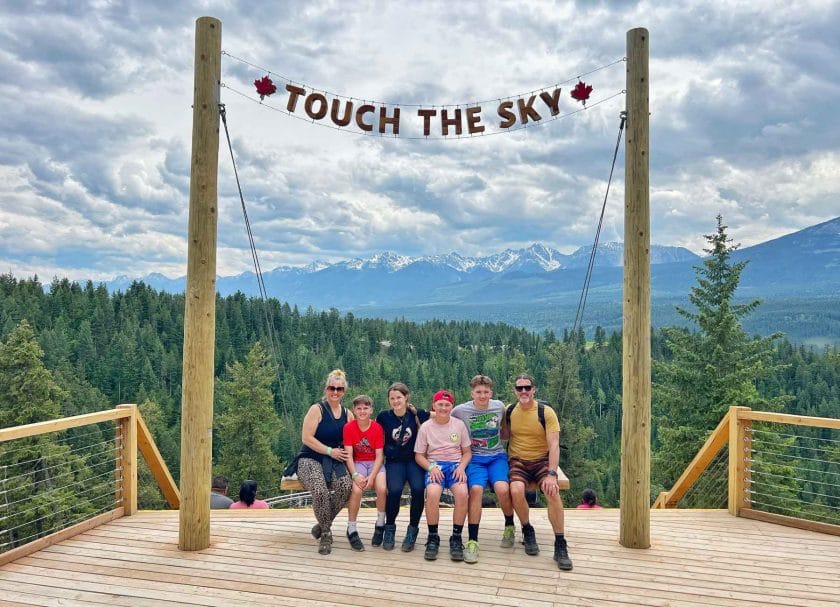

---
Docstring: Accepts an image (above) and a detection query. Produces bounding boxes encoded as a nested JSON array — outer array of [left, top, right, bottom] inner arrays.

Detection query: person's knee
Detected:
[[510, 482, 526, 498], [493, 481, 510, 498]]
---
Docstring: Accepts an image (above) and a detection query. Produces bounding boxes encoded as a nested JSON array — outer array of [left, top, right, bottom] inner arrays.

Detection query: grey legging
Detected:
[[297, 457, 352, 532]]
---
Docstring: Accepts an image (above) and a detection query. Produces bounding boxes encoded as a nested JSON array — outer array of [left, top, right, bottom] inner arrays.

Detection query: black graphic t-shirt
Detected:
[[376, 408, 431, 462]]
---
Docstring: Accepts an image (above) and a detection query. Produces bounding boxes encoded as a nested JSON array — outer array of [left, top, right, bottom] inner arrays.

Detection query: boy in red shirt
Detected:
[[343, 394, 386, 550]]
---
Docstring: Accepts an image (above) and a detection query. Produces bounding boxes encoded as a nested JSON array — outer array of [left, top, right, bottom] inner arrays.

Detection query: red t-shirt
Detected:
[[342, 419, 385, 462]]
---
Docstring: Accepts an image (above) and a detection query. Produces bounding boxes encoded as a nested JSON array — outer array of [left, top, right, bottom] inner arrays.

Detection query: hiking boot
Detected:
[[318, 530, 332, 555], [311, 523, 322, 539], [371, 524, 385, 546], [500, 524, 515, 548], [522, 525, 539, 556], [449, 535, 464, 561], [347, 530, 365, 551], [464, 539, 479, 564], [554, 537, 573, 571], [401, 525, 419, 552], [424, 533, 440, 561], [383, 523, 397, 551]]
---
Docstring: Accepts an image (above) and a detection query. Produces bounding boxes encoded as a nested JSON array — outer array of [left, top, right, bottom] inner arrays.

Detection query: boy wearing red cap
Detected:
[[414, 390, 472, 561]]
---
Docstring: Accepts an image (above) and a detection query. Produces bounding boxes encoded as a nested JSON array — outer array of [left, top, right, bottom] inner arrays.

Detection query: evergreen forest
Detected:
[[1, 218, 839, 536]]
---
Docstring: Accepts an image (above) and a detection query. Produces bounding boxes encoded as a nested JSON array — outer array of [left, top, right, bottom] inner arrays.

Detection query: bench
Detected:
[[280, 468, 569, 491]]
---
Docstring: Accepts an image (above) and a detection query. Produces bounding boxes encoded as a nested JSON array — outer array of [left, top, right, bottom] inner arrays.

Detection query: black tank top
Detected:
[[300, 401, 348, 460]]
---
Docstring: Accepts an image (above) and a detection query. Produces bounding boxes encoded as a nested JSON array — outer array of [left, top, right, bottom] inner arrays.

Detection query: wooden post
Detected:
[[179, 16, 221, 552], [116, 404, 138, 515], [728, 406, 751, 516], [620, 27, 651, 549]]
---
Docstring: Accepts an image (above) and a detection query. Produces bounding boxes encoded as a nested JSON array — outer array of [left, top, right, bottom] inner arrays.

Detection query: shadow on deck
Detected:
[[1, 508, 839, 607]]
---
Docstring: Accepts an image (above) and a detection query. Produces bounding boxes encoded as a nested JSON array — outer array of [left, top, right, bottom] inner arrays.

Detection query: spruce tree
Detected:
[[653, 216, 790, 491], [214, 342, 283, 499]]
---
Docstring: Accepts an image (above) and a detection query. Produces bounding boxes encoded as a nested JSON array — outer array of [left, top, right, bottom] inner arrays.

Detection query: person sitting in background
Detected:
[[210, 475, 233, 509], [577, 488, 602, 509], [229, 480, 269, 509]]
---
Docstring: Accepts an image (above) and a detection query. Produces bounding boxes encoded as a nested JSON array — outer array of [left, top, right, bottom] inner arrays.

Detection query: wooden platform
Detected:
[[1, 508, 839, 607]]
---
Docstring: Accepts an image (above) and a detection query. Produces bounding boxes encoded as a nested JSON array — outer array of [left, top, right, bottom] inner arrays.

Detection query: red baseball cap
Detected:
[[432, 390, 454, 405]]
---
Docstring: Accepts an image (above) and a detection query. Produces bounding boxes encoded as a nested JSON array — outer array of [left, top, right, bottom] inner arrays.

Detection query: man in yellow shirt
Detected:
[[501, 373, 573, 571]]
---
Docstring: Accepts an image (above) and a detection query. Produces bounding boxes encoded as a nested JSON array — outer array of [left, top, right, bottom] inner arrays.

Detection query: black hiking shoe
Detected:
[[383, 523, 397, 550], [371, 524, 385, 547], [318, 530, 332, 555], [554, 537, 573, 571], [522, 525, 539, 556], [424, 533, 440, 561], [449, 534, 464, 561], [402, 525, 419, 552], [347, 530, 365, 551]]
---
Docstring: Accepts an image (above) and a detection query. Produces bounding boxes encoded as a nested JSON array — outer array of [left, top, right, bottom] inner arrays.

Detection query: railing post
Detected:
[[117, 404, 138, 515], [728, 406, 751, 516]]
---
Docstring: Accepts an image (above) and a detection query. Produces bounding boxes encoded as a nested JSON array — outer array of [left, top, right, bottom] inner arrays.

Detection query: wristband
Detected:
[[326, 447, 332, 456], [351, 471, 361, 479], [428, 463, 439, 472]]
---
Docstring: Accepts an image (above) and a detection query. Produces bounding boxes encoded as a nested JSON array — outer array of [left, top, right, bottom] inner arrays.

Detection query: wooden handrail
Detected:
[[653, 408, 732, 508], [0, 408, 133, 442], [739, 410, 840, 429]]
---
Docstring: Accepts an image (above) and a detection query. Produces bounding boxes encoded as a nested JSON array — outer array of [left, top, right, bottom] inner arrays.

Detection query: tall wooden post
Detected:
[[620, 27, 651, 549], [179, 16, 221, 552]]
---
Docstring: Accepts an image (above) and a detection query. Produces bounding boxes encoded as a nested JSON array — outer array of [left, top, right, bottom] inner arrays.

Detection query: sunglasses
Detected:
[[326, 386, 346, 393], [514, 385, 534, 392]]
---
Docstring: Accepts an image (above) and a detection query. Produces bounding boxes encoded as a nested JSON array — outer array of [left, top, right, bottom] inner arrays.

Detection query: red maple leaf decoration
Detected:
[[570, 80, 593, 106], [254, 75, 277, 101]]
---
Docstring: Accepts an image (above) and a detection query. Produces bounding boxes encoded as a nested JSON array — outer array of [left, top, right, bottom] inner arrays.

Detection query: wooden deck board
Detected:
[[1, 509, 839, 607]]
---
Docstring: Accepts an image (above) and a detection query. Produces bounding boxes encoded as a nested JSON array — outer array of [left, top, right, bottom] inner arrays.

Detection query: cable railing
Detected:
[[0, 405, 179, 565], [654, 406, 840, 536]]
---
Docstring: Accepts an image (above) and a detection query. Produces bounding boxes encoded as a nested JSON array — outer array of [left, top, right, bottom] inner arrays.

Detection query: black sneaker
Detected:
[[449, 534, 464, 561], [311, 523, 322, 539], [383, 523, 397, 551], [371, 524, 385, 547], [522, 525, 539, 556], [424, 533, 440, 561], [347, 530, 365, 551], [401, 525, 419, 552], [554, 537, 573, 571]]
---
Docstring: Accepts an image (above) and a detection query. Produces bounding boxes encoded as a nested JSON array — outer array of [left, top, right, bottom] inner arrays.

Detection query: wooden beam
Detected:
[[0, 508, 122, 567], [117, 404, 138, 516], [179, 15, 221, 552], [661, 410, 731, 507], [0, 408, 131, 443], [136, 412, 180, 509], [728, 406, 751, 516], [740, 508, 840, 537], [741, 410, 840, 429], [620, 26, 651, 550]]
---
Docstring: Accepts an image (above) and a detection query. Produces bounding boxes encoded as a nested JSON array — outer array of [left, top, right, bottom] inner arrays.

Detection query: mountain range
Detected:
[[107, 216, 840, 342]]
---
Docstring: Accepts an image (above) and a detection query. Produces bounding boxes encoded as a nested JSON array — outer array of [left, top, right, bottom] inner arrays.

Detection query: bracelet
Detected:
[[428, 463, 439, 472], [351, 471, 361, 479], [326, 447, 332, 456]]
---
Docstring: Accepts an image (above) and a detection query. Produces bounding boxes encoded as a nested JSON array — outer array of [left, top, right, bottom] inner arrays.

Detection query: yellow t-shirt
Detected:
[[507, 403, 560, 460]]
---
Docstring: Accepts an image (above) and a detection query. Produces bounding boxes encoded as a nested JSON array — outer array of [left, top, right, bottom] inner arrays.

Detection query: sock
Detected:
[[428, 524, 439, 535], [554, 533, 566, 546], [504, 514, 514, 527], [468, 523, 479, 542], [347, 521, 357, 534], [376, 511, 386, 526], [452, 524, 464, 536]]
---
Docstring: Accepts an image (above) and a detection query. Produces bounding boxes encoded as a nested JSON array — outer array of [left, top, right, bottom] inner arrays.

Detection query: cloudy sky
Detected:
[[1, 1, 838, 282]]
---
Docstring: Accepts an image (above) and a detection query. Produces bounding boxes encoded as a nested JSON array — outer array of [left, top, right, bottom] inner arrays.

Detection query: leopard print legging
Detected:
[[297, 457, 352, 532]]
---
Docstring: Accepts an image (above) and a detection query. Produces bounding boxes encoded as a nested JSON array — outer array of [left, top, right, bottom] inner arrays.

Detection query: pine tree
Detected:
[[214, 342, 283, 498], [653, 216, 790, 490]]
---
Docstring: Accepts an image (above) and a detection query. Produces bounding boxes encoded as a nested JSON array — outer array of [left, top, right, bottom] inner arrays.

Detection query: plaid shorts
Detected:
[[508, 456, 550, 485]]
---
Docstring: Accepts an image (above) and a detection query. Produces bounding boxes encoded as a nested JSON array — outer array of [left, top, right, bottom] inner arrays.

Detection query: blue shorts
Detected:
[[425, 461, 464, 489], [466, 452, 509, 488]]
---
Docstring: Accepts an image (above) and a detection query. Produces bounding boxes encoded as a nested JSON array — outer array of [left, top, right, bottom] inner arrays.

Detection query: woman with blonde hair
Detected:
[[296, 369, 354, 554]]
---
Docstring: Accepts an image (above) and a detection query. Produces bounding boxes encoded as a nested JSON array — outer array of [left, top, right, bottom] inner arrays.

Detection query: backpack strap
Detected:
[[537, 400, 546, 429], [505, 402, 517, 428]]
